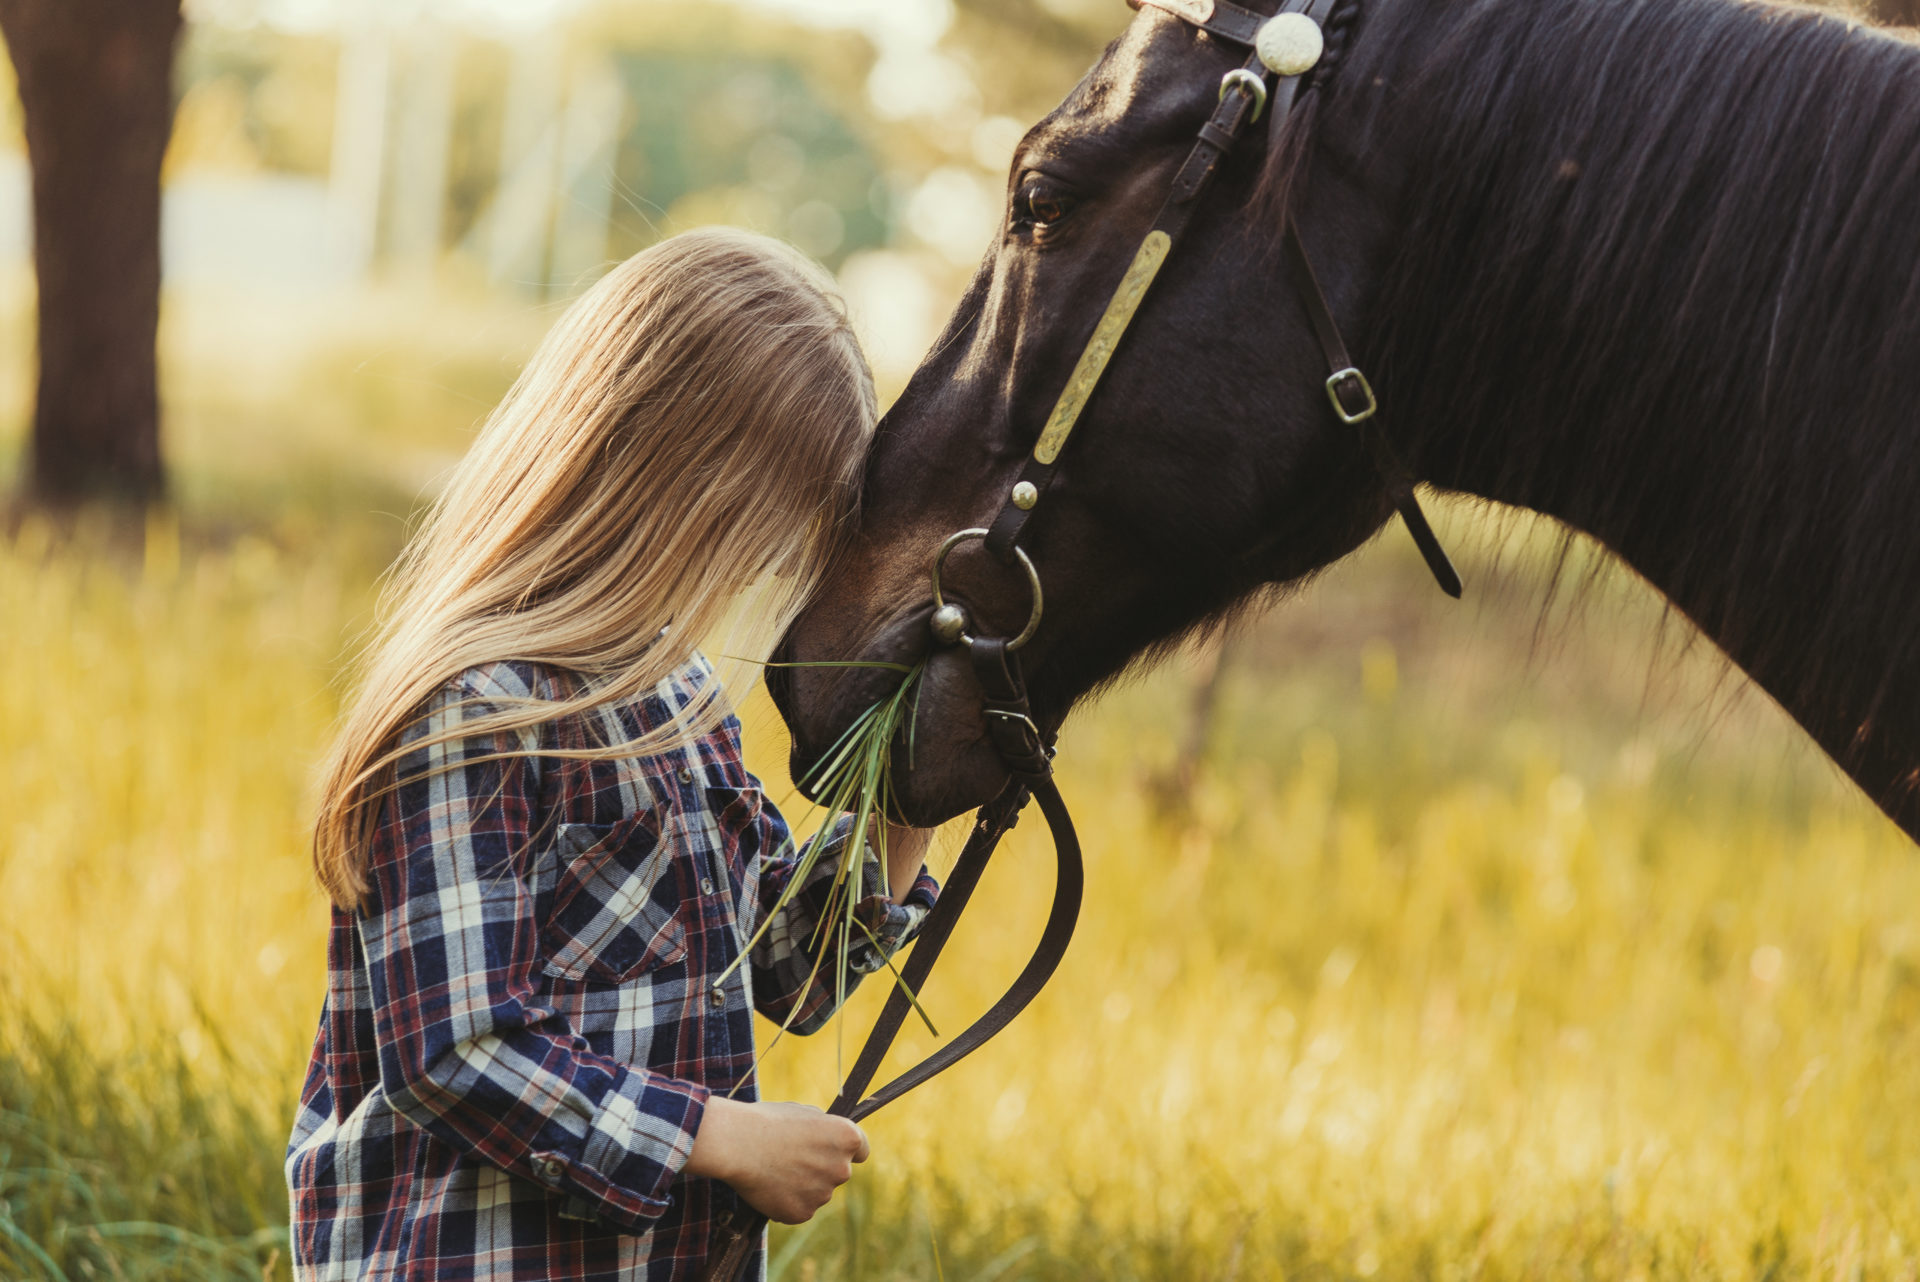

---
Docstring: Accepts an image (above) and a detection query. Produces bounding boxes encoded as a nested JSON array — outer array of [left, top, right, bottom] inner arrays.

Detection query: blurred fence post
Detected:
[[484, 29, 564, 291], [387, 22, 457, 279], [549, 66, 626, 291], [328, 23, 391, 281]]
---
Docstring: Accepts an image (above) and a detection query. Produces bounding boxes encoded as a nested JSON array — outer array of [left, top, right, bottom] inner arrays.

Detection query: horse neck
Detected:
[[1361, 0, 1920, 831]]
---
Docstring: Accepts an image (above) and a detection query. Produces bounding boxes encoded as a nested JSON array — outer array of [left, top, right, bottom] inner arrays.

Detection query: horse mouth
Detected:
[[771, 604, 1020, 828]]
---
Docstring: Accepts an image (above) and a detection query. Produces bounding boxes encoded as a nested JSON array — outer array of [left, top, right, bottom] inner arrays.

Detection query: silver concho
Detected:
[[1255, 12, 1324, 78]]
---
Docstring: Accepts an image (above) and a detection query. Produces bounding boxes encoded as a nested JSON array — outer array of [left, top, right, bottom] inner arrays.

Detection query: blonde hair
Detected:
[[313, 227, 875, 909]]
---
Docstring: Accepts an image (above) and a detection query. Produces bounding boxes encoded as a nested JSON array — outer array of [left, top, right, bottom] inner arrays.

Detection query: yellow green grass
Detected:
[[2, 272, 1916, 1279], [2, 502, 1917, 1281]]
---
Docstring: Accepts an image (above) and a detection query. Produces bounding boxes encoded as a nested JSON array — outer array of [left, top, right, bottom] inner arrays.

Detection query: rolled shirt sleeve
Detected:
[[358, 675, 707, 1233], [749, 807, 941, 1035]]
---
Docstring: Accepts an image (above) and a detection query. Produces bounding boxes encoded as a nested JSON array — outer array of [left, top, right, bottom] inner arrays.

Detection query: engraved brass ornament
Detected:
[[1033, 230, 1173, 465], [1256, 12, 1324, 77]]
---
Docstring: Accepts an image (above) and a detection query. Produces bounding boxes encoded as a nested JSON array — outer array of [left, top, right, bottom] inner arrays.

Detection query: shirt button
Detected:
[[700, 878, 715, 895], [678, 767, 694, 784], [535, 1156, 564, 1183], [710, 985, 727, 1009]]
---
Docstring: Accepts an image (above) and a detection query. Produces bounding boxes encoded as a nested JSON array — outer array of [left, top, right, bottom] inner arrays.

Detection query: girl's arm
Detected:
[[883, 822, 935, 905], [685, 1097, 869, 1225], [360, 673, 858, 1230], [748, 801, 939, 1034], [358, 676, 703, 1231]]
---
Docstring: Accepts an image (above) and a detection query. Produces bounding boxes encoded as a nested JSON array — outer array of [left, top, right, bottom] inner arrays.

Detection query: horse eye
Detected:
[[1016, 179, 1075, 231]]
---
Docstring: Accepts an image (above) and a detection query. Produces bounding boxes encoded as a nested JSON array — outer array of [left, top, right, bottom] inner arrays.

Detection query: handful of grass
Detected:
[[718, 659, 937, 1079]]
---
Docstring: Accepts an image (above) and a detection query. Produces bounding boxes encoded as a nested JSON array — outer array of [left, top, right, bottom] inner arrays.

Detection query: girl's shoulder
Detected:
[[444, 654, 734, 748], [444, 659, 581, 706]]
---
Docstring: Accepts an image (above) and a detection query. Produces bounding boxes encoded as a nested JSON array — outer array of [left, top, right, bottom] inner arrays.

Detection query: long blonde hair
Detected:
[[313, 227, 875, 910]]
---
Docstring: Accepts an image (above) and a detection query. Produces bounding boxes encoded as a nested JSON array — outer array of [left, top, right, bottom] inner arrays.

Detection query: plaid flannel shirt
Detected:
[[287, 657, 937, 1281]]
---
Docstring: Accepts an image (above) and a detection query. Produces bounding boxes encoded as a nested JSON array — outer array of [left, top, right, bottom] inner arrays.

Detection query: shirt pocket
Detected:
[[541, 811, 689, 984], [706, 785, 768, 875]]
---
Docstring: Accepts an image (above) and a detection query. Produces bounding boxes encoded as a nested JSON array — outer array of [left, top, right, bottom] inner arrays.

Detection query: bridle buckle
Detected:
[[1218, 68, 1269, 124], [1325, 366, 1379, 424]]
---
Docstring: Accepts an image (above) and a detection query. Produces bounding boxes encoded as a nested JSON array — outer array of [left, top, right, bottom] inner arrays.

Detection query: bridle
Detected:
[[930, 0, 1462, 793], [704, 2, 1458, 1274]]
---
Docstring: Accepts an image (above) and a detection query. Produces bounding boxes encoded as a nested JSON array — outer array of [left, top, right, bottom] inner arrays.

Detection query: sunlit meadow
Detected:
[[2, 282, 1918, 1280]]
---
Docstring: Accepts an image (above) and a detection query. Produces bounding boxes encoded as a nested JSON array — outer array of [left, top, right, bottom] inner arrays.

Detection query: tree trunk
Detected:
[[0, 0, 180, 504]]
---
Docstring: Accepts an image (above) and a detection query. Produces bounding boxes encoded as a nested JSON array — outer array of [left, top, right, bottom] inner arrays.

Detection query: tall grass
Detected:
[[3, 508, 1917, 1280], [0, 514, 367, 1281]]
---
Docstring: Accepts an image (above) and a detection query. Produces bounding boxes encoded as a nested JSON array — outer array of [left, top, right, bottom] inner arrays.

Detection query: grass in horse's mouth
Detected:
[[720, 659, 934, 1082]]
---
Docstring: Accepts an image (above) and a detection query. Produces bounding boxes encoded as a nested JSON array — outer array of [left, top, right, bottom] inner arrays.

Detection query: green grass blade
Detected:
[[0, 1209, 71, 1282], [854, 914, 940, 1038]]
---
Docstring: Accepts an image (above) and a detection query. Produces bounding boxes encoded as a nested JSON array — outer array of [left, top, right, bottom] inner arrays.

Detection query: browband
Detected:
[[1127, 0, 1275, 45]]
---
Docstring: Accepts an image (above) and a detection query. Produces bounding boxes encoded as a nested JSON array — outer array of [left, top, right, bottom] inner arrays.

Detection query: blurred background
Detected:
[[2, 0, 1918, 1278]]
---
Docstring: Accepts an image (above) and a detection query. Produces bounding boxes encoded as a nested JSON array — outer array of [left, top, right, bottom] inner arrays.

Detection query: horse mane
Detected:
[[1289, 0, 1920, 766]]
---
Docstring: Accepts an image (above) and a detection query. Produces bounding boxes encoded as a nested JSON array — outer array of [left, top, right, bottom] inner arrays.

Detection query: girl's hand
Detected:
[[686, 1097, 869, 1224]]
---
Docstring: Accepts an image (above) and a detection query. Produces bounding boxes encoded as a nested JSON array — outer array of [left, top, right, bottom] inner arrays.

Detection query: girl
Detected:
[[288, 228, 936, 1281]]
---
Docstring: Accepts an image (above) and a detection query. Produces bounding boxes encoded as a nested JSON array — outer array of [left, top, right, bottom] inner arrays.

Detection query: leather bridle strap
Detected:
[[982, 24, 1290, 565], [1284, 226, 1463, 595], [704, 3, 1466, 1274], [832, 773, 1080, 1119], [1128, 0, 1280, 44]]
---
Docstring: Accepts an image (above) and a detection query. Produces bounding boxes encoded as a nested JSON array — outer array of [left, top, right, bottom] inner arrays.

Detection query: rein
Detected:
[[700, 714, 1081, 1282], [705, 1, 1459, 1273]]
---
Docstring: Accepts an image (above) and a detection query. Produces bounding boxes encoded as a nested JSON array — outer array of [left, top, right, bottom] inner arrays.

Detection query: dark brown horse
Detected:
[[771, 0, 1920, 840]]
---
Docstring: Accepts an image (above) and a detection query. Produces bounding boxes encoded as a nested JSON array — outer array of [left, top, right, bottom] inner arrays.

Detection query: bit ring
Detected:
[[929, 528, 1044, 652]]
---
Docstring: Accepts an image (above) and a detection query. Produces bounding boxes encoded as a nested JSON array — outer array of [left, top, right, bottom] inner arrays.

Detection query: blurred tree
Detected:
[[947, 0, 1117, 123], [0, 0, 181, 504], [175, 24, 336, 178], [574, 4, 888, 271]]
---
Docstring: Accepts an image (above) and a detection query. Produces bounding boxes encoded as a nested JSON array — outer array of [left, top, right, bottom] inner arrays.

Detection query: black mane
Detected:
[[772, 0, 1920, 833], [1338, 0, 1920, 803]]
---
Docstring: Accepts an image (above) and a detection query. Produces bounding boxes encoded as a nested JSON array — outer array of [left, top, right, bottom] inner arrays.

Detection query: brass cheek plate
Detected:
[[1032, 229, 1172, 465]]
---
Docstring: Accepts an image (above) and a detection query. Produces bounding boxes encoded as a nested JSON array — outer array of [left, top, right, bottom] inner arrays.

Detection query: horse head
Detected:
[[773, 0, 1413, 823], [774, 0, 1920, 835]]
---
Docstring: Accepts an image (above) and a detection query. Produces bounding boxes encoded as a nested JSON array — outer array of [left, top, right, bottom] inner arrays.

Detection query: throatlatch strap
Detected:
[[1283, 225, 1463, 598]]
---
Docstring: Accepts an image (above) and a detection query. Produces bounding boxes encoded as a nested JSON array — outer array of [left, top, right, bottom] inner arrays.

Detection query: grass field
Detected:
[[2, 283, 1917, 1280]]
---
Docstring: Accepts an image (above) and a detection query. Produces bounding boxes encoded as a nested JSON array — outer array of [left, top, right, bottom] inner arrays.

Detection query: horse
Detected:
[[769, 0, 1920, 842]]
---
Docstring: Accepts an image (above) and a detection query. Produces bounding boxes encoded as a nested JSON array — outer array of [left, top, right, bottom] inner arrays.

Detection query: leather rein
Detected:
[[704, 1, 1460, 1274]]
